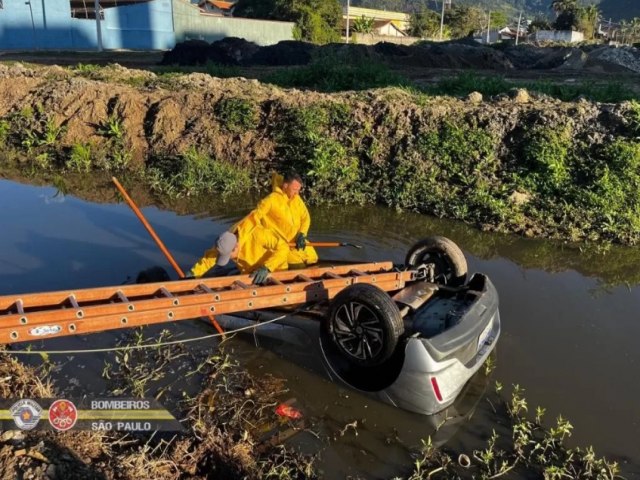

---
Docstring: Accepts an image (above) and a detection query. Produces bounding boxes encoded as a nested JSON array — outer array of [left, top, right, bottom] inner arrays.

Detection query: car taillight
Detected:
[[430, 376, 443, 402]]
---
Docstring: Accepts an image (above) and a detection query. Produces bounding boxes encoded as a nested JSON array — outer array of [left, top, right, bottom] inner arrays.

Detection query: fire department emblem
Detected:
[[48, 399, 78, 432], [10, 399, 43, 430]]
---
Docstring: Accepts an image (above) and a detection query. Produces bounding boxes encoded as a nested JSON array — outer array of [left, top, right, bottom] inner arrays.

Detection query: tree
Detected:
[[528, 15, 552, 33], [550, 0, 578, 16], [234, 0, 278, 19], [550, 0, 579, 30], [408, 8, 440, 38], [490, 11, 509, 30], [445, 5, 485, 38], [235, 0, 341, 44], [352, 15, 375, 34], [577, 4, 600, 40]]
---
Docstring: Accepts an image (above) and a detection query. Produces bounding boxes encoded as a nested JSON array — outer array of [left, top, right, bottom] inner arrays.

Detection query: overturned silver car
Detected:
[[216, 236, 501, 415]]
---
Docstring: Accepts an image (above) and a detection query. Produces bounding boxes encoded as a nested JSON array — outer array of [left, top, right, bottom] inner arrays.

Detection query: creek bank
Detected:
[[0, 62, 639, 245]]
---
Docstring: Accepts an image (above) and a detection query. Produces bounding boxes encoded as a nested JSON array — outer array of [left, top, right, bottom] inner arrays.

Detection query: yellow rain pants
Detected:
[[189, 213, 289, 278]]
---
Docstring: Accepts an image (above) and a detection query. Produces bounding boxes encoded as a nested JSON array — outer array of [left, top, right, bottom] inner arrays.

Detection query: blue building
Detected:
[[0, 0, 293, 50]]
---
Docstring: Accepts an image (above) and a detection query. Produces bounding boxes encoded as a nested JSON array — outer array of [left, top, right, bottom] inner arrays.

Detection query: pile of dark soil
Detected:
[[160, 37, 260, 66], [249, 40, 316, 66], [161, 38, 640, 74]]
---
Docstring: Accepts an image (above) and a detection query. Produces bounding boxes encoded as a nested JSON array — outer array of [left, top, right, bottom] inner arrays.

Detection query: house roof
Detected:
[[198, 0, 237, 9]]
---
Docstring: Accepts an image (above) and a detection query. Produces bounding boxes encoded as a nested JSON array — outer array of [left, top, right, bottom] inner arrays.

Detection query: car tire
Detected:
[[325, 283, 404, 367], [405, 236, 468, 287]]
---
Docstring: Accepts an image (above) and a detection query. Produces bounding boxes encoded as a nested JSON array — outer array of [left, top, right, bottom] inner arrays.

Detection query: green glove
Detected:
[[250, 266, 270, 285], [295, 232, 307, 250]]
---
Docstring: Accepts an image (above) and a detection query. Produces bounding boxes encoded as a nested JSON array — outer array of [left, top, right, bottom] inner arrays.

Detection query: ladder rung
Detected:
[[116, 291, 129, 303], [198, 284, 214, 294], [14, 300, 24, 315], [295, 274, 313, 282], [232, 281, 250, 289], [267, 277, 284, 285], [68, 295, 79, 309], [159, 287, 174, 298], [349, 269, 366, 276], [323, 272, 342, 279]]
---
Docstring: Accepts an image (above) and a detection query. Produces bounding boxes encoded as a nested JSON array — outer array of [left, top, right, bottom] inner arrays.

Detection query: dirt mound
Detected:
[[373, 42, 412, 57], [392, 42, 514, 70], [211, 37, 261, 65], [586, 46, 640, 73], [246, 40, 317, 66], [161, 39, 640, 74], [160, 39, 235, 66]]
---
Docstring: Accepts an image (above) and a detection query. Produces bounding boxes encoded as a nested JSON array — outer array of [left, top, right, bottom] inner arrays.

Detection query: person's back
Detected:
[[253, 171, 318, 268]]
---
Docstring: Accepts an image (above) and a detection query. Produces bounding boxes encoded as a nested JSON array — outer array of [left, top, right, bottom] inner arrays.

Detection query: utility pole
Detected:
[[439, 0, 445, 40], [94, 0, 103, 51], [486, 10, 491, 44], [345, 0, 350, 44], [515, 10, 522, 46]]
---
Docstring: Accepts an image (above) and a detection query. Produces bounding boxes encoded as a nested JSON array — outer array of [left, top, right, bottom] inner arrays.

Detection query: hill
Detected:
[[351, 0, 639, 21]]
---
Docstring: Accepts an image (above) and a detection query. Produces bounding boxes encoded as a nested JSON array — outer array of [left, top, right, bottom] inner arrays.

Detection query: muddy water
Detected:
[[1, 178, 639, 478]]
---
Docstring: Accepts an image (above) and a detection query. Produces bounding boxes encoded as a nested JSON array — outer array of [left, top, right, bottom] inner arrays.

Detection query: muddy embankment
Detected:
[[0, 62, 639, 246]]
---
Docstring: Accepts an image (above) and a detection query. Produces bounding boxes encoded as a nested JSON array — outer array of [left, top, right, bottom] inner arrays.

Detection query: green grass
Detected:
[[264, 55, 409, 92], [427, 72, 638, 103]]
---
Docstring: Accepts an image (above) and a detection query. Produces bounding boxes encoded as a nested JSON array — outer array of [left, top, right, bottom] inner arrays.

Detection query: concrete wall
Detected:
[[531, 30, 585, 43], [0, 0, 79, 49], [172, 0, 293, 46], [0, 0, 174, 50], [352, 33, 420, 46], [103, 0, 175, 49]]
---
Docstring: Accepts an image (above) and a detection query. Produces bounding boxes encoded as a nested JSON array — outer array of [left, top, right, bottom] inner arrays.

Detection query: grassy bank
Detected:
[[1, 62, 640, 245]]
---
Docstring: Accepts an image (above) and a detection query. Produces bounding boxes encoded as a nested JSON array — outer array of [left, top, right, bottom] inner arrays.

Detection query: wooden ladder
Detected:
[[0, 262, 417, 345]]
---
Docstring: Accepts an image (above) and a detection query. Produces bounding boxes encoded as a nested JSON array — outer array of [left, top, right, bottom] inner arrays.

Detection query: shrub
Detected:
[[520, 125, 573, 192], [386, 121, 502, 223], [0, 119, 10, 144], [214, 98, 259, 133], [626, 100, 640, 136]]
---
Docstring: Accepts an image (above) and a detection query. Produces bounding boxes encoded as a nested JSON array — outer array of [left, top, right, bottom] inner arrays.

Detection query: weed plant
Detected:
[[66, 142, 92, 172], [214, 97, 259, 133], [626, 100, 640, 136], [276, 104, 365, 204], [146, 147, 251, 197], [405, 384, 620, 479]]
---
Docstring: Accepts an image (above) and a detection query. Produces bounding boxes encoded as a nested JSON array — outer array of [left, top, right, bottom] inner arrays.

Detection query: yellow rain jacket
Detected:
[[252, 173, 318, 265], [189, 213, 289, 278]]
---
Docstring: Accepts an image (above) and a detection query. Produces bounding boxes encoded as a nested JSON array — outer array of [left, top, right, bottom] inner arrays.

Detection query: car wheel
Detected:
[[405, 236, 468, 287], [326, 284, 404, 367]]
